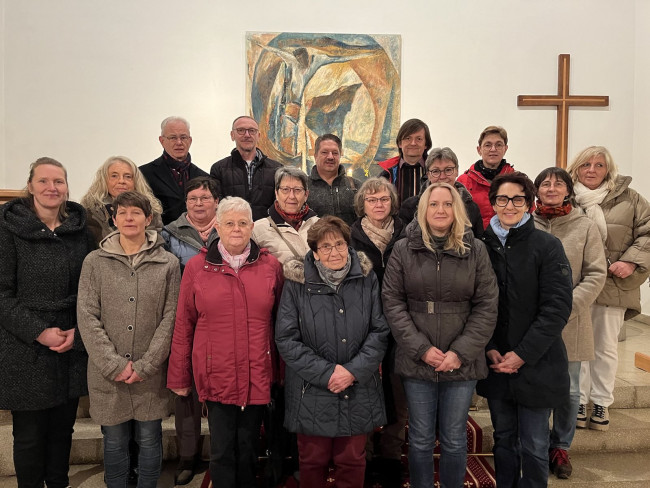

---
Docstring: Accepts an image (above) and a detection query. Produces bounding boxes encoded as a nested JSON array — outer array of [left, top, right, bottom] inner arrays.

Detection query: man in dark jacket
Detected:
[[400, 147, 483, 236], [210, 116, 282, 221], [140, 116, 209, 225], [307, 133, 361, 225]]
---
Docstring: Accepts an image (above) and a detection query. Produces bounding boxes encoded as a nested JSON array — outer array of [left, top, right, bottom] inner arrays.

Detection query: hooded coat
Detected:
[[162, 211, 218, 272], [77, 230, 181, 425], [276, 249, 389, 437], [0, 199, 95, 410]]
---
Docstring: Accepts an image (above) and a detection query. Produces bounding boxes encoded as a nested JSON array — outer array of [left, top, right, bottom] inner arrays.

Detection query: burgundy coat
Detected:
[[167, 240, 283, 406]]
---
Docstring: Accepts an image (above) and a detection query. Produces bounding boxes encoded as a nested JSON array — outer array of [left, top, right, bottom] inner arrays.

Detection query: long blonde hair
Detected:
[[80, 156, 162, 214], [416, 182, 469, 254], [566, 146, 618, 191]]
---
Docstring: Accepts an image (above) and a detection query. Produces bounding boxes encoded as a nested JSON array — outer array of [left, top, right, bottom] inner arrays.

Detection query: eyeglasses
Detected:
[[187, 196, 214, 205], [427, 167, 456, 178], [163, 135, 190, 142], [364, 196, 391, 206], [482, 142, 505, 150], [220, 220, 251, 230], [234, 128, 259, 136], [494, 195, 527, 207], [277, 187, 306, 196], [317, 242, 347, 255]]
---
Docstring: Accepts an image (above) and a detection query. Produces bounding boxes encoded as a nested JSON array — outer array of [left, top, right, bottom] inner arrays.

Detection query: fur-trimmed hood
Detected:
[[283, 248, 373, 284]]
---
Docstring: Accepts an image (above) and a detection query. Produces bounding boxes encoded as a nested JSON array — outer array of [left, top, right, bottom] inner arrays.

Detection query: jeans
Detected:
[[101, 419, 162, 488], [12, 398, 79, 488], [402, 378, 476, 488], [488, 397, 551, 488], [297, 433, 367, 488], [550, 360, 581, 450], [206, 402, 265, 488]]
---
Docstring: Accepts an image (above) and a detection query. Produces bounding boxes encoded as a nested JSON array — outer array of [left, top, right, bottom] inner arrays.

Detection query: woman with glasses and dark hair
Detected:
[[532, 167, 607, 479], [276, 215, 389, 488], [476, 171, 573, 488], [382, 182, 498, 488], [252, 166, 319, 264]]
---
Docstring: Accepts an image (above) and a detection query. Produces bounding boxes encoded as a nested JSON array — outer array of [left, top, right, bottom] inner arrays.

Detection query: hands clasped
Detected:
[[114, 361, 143, 384], [487, 349, 524, 374], [421, 347, 461, 373], [36, 327, 75, 353], [328, 364, 356, 394]]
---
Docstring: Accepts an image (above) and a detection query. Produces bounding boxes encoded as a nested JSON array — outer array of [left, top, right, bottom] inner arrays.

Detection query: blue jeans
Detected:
[[550, 360, 580, 450], [402, 377, 476, 488], [488, 397, 551, 488], [101, 419, 162, 488]]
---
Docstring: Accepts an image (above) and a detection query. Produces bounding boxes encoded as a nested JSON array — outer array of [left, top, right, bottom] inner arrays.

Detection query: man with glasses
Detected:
[[377, 118, 432, 204], [140, 116, 209, 225], [210, 115, 282, 221], [457, 125, 515, 230], [399, 147, 483, 236]]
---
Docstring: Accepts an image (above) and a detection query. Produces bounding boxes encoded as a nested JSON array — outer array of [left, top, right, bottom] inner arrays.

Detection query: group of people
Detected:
[[0, 114, 648, 488]]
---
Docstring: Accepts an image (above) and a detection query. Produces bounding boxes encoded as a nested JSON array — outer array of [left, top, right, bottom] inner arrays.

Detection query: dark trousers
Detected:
[[206, 402, 265, 488], [175, 387, 202, 458], [12, 398, 79, 488], [297, 433, 367, 488]]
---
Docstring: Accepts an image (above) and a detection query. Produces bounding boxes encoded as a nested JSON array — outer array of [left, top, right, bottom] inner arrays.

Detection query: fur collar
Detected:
[[283, 249, 373, 284]]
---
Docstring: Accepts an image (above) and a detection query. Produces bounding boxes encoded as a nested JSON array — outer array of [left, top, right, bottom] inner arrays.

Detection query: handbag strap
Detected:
[[267, 216, 302, 259]]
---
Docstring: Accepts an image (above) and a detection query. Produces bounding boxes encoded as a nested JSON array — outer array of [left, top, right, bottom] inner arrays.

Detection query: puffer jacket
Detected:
[[167, 239, 284, 407], [276, 249, 388, 437], [77, 231, 181, 426], [457, 160, 515, 229], [162, 212, 218, 271], [252, 204, 319, 264], [382, 221, 498, 382], [0, 199, 95, 410], [210, 148, 282, 221], [589, 175, 650, 319], [476, 217, 573, 408], [307, 165, 361, 225], [534, 207, 607, 361]]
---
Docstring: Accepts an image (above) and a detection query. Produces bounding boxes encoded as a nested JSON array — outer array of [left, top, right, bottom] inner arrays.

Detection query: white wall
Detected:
[[1, 0, 648, 308]]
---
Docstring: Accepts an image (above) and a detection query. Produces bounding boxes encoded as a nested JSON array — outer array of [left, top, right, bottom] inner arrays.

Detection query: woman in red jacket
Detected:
[[167, 196, 284, 488]]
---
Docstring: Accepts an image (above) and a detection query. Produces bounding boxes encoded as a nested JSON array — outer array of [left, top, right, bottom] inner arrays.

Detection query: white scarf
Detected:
[[574, 182, 608, 242]]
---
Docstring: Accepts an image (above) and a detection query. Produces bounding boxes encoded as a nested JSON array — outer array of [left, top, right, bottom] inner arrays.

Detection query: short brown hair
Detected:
[[478, 126, 508, 146], [354, 177, 398, 217], [314, 134, 342, 154], [489, 171, 536, 209], [113, 191, 153, 218], [185, 176, 219, 199], [397, 119, 432, 160], [307, 216, 351, 252]]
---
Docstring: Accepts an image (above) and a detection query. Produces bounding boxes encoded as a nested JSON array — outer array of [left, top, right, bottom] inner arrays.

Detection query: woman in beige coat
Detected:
[[77, 191, 181, 488], [533, 167, 607, 479], [567, 146, 650, 434]]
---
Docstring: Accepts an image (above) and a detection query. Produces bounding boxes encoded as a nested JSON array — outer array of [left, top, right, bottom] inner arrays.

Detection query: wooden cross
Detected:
[[517, 54, 609, 168]]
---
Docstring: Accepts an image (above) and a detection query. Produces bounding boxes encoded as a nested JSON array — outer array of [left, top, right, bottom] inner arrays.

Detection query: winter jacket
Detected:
[[210, 148, 282, 221], [377, 155, 427, 204], [252, 205, 319, 264], [167, 240, 284, 407], [457, 160, 515, 229], [276, 249, 389, 437], [534, 207, 607, 361], [587, 175, 650, 319], [0, 199, 95, 410], [476, 217, 573, 408], [140, 153, 209, 225], [349, 216, 406, 287], [399, 181, 484, 236], [162, 212, 218, 272], [84, 202, 163, 244], [77, 231, 181, 426], [382, 221, 498, 382], [307, 165, 361, 225]]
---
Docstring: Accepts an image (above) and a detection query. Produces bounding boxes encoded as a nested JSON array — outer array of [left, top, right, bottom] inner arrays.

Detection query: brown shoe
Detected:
[[549, 448, 572, 479]]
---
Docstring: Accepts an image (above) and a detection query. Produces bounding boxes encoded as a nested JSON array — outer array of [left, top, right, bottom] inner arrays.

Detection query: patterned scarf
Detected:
[[186, 213, 217, 243], [315, 253, 352, 290], [218, 240, 251, 272], [534, 201, 572, 219], [574, 182, 608, 242], [163, 151, 192, 187], [274, 200, 311, 231], [361, 216, 394, 254]]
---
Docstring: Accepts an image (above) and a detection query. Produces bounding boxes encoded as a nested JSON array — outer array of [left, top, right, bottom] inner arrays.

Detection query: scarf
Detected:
[[218, 240, 251, 272], [489, 212, 530, 246], [163, 151, 192, 187], [474, 159, 506, 181], [274, 200, 311, 231], [535, 202, 572, 219], [361, 216, 394, 254], [574, 182, 608, 242], [315, 253, 352, 290], [186, 213, 217, 243]]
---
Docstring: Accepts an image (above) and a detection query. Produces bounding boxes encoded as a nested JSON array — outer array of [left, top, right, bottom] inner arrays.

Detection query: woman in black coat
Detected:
[[476, 172, 573, 488], [0, 158, 95, 488]]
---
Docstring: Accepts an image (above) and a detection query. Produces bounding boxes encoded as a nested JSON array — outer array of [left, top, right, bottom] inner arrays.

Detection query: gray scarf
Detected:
[[315, 254, 352, 290]]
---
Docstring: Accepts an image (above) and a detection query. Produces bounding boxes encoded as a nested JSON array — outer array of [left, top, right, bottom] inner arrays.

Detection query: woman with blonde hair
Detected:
[[382, 182, 498, 488], [81, 156, 163, 243], [567, 146, 650, 432]]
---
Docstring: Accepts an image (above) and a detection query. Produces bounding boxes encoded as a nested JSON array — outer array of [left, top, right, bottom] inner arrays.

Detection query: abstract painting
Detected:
[[246, 32, 401, 178]]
